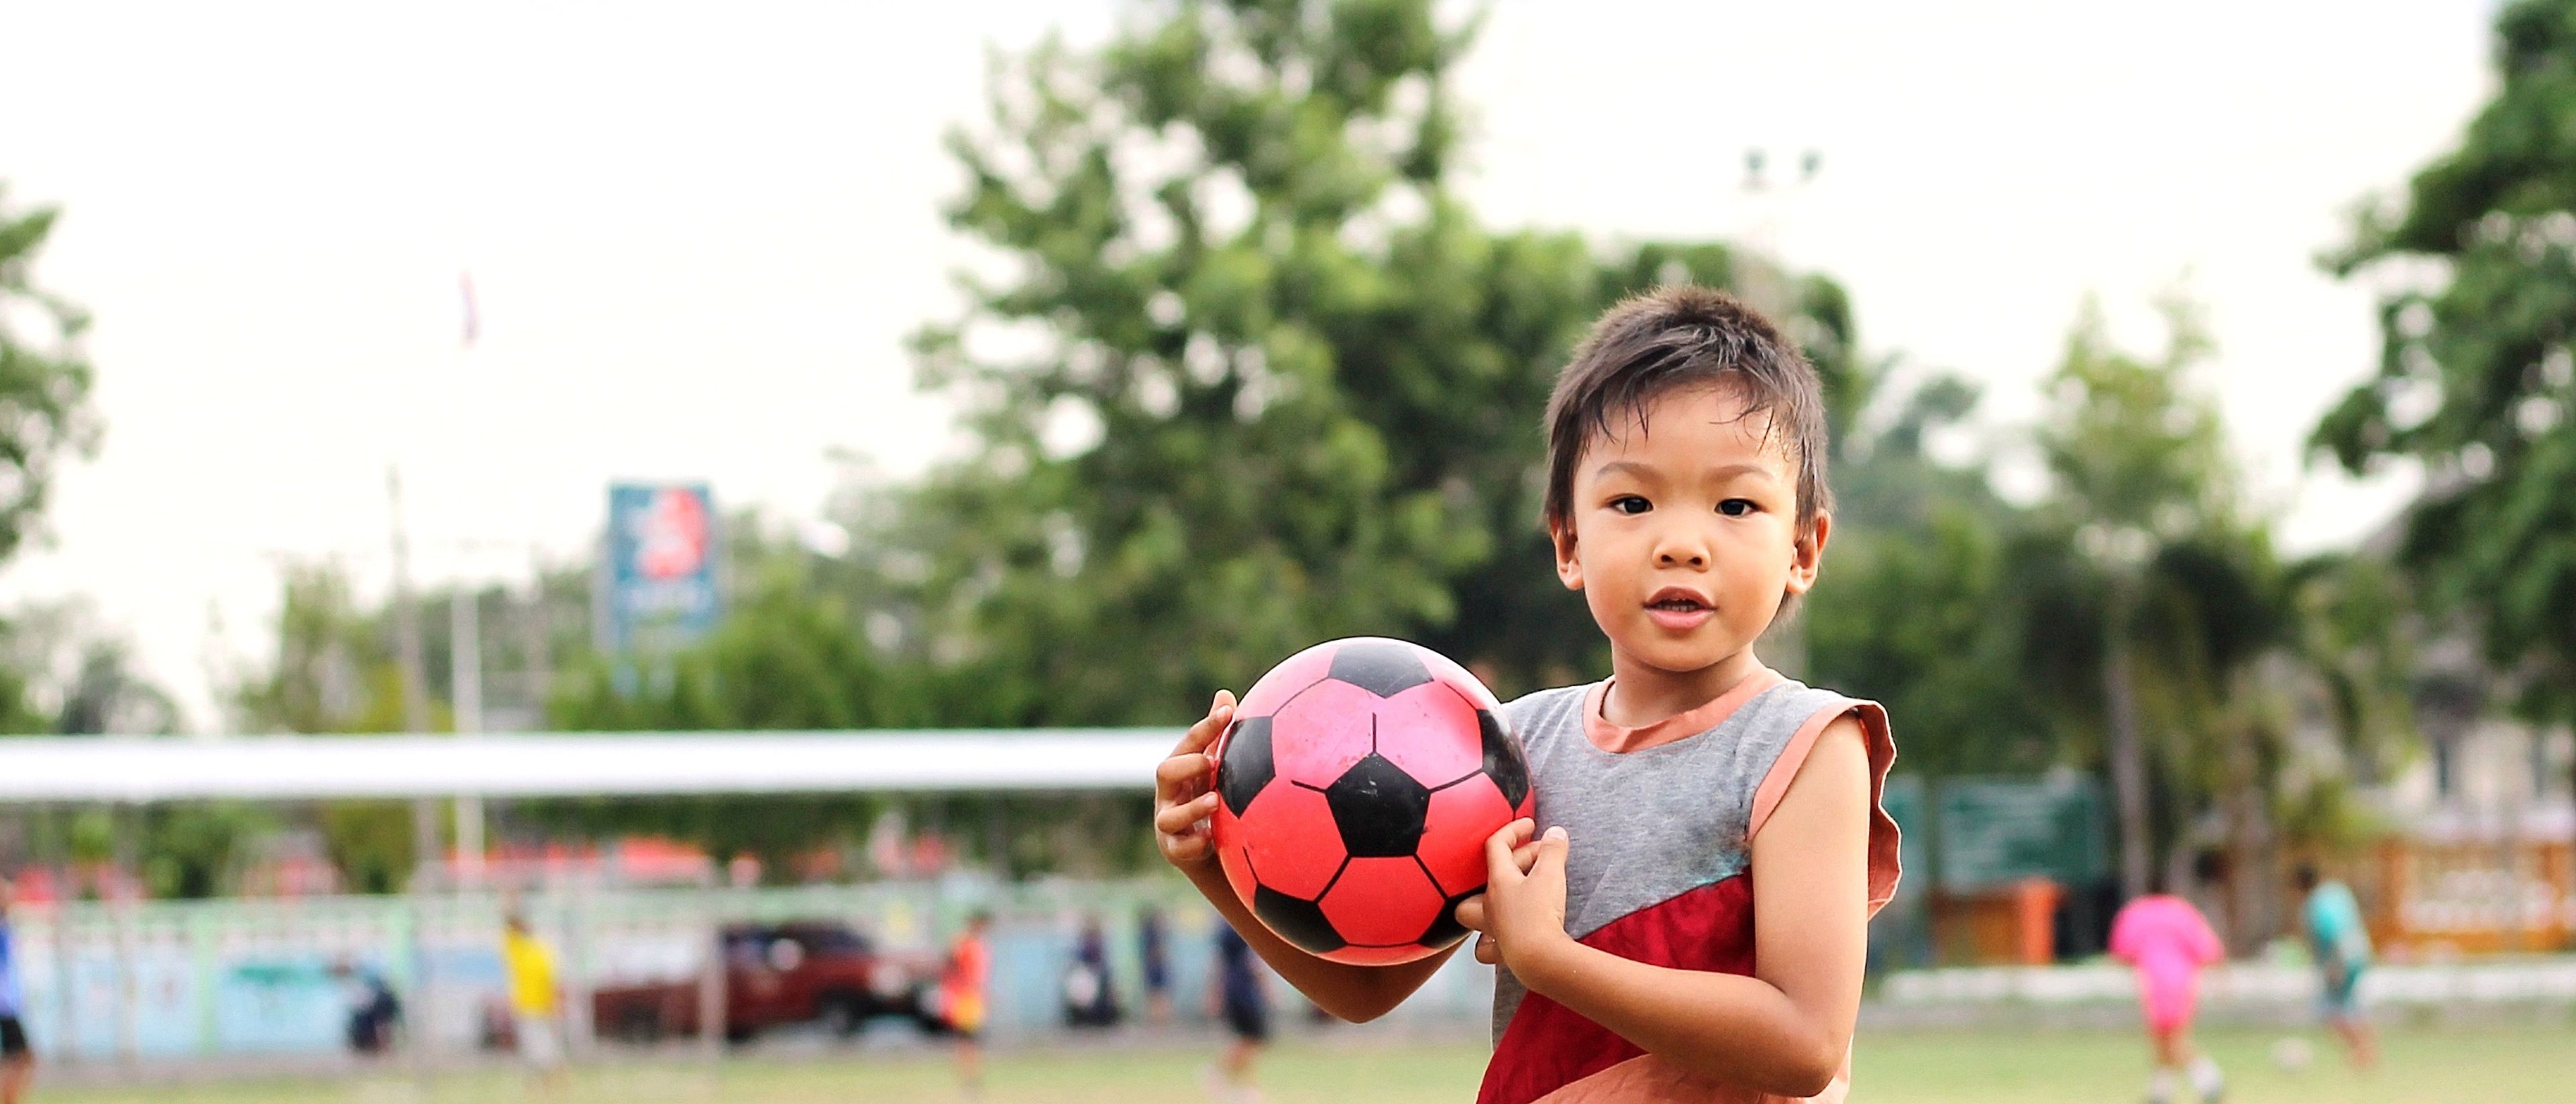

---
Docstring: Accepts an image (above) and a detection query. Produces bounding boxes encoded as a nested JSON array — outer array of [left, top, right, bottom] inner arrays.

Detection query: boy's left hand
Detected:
[[1452, 818, 1570, 975]]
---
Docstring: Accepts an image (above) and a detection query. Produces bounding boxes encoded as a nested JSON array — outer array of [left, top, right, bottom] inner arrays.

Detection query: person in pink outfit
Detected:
[[2109, 889, 2227, 1104]]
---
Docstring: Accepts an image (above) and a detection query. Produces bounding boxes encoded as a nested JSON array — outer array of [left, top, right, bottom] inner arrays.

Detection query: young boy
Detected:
[[1155, 286, 1900, 1103], [2294, 865, 2377, 1070]]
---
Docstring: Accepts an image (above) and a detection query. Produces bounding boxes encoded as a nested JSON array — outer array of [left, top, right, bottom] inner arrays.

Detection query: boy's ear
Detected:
[[1550, 516, 1583, 592], [1784, 510, 1831, 596]]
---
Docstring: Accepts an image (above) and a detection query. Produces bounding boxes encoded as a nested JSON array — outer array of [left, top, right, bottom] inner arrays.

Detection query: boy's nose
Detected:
[[1654, 539, 1709, 569]]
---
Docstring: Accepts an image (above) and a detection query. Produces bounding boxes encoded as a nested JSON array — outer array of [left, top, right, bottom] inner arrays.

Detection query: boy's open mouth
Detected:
[[1646, 587, 1711, 612], [1644, 588, 1715, 632], [1643, 588, 1715, 631]]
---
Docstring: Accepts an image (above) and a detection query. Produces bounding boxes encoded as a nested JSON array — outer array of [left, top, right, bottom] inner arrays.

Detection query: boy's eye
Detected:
[[1609, 496, 1651, 515], [1717, 498, 1757, 517]]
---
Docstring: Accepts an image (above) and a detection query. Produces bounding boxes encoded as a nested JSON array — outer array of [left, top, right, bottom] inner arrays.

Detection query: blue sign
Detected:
[[602, 483, 722, 655]]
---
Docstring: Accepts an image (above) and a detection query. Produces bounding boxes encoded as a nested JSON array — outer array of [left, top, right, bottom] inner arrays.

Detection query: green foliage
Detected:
[[231, 566, 410, 734], [2314, 0, 2576, 735], [2037, 296, 2233, 546], [0, 186, 103, 566], [902, 0, 1859, 722], [205, 1, 2424, 899], [1806, 367, 2060, 777], [137, 804, 276, 899]]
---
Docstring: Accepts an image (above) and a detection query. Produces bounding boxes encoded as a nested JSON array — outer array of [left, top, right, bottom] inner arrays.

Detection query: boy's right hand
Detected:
[[1153, 689, 1236, 871]]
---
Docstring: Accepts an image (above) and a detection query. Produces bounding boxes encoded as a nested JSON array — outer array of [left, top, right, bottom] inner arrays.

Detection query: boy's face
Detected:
[[1551, 384, 1827, 679]]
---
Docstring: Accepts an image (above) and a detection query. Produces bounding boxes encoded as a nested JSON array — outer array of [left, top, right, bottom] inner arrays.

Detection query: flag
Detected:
[[460, 271, 480, 347]]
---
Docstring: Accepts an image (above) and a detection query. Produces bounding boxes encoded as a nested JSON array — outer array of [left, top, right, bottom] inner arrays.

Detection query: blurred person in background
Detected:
[[0, 879, 30, 1104], [2295, 864, 2377, 1070], [500, 912, 566, 1092], [1202, 922, 1267, 1104], [329, 956, 402, 1057], [2108, 869, 2227, 1104], [940, 910, 994, 1097], [1062, 915, 1120, 1028], [1137, 903, 1172, 1026]]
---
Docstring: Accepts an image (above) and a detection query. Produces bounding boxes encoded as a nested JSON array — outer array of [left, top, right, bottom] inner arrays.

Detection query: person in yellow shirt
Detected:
[[502, 912, 566, 1090]]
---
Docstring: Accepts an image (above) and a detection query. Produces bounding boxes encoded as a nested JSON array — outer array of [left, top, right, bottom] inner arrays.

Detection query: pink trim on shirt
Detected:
[[1746, 700, 1902, 914], [1580, 667, 1786, 753]]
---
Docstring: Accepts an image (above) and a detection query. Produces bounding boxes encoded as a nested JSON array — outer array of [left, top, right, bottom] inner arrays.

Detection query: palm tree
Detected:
[[2031, 295, 2233, 901]]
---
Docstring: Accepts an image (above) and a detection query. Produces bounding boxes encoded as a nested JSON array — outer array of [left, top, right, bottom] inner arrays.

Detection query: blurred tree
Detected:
[[903, 0, 1859, 724], [545, 527, 920, 877], [2007, 296, 2416, 925], [0, 599, 257, 895], [227, 565, 423, 891], [2314, 0, 2576, 809], [2029, 296, 2240, 900], [231, 565, 416, 734], [136, 804, 274, 899], [0, 186, 103, 566], [0, 187, 109, 735], [1807, 370, 2057, 779], [0, 600, 182, 734], [227, 551, 602, 891], [543, 513, 1137, 879]]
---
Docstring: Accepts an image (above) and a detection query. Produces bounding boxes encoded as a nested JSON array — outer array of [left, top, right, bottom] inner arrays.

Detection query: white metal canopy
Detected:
[[0, 730, 1177, 803]]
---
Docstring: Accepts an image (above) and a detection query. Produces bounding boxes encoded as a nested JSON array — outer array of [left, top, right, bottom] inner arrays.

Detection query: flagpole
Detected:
[[453, 271, 487, 893]]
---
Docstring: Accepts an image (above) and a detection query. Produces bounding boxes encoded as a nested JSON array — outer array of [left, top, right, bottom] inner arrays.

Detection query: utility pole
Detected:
[[388, 465, 441, 1077], [450, 588, 485, 889], [388, 467, 439, 888]]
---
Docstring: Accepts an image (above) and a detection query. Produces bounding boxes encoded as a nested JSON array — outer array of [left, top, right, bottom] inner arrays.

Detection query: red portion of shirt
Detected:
[[1477, 875, 1759, 1104]]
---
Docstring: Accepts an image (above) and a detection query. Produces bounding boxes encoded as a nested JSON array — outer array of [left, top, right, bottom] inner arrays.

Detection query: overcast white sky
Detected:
[[1, 1, 2500, 732]]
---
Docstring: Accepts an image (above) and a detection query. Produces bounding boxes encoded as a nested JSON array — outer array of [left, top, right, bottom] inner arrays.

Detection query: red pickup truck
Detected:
[[592, 920, 943, 1044]]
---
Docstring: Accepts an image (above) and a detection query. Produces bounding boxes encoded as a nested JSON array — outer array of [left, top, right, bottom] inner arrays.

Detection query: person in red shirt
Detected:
[[940, 911, 995, 1097]]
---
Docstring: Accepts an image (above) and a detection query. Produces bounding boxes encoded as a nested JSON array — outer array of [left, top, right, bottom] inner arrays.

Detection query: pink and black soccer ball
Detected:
[[1210, 637, 1535, 965]]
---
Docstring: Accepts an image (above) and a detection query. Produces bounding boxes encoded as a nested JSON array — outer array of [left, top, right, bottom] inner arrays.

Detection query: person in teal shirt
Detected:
[[2295, 865, 2377, 1070]]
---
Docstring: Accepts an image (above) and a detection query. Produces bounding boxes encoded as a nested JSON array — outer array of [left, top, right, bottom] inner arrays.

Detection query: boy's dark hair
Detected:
[[1542, 285, 1831, 537]]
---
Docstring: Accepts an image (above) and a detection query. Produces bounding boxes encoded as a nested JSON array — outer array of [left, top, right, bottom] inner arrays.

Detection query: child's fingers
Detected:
[[1153, 791, 1221, 836], [1452, 893, 1487, 932], [1532, 825, 1569, 877], [1484, 818, 1535, 885], [1473, 934, 1499, 964], [1171, 690, 1237, 756], [1161, 832, 1210, 863], [1155, 752, 1213, 791]]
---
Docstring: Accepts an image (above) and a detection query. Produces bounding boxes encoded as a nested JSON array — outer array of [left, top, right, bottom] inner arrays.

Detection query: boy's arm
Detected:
[[1462, 716, 1871, 1099], [1155, 690, 1456, 1022]]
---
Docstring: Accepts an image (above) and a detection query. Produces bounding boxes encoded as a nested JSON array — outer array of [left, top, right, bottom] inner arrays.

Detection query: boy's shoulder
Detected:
[[1499, 675, 1877, 741]]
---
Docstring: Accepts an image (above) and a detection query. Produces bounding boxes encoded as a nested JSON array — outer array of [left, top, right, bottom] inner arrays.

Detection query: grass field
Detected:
[[39, 1024, 2576, 1104]]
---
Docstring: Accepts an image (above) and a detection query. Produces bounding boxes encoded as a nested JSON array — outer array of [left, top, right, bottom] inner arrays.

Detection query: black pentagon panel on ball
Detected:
[[1324, 639, 1434, 698], [1218, 716, 1275, 817], [1478, 708, 1531, 808], [1414, 888, 1477, 950], [1252, 883, 1348, 954], [1324, 753, 1432, 857]]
